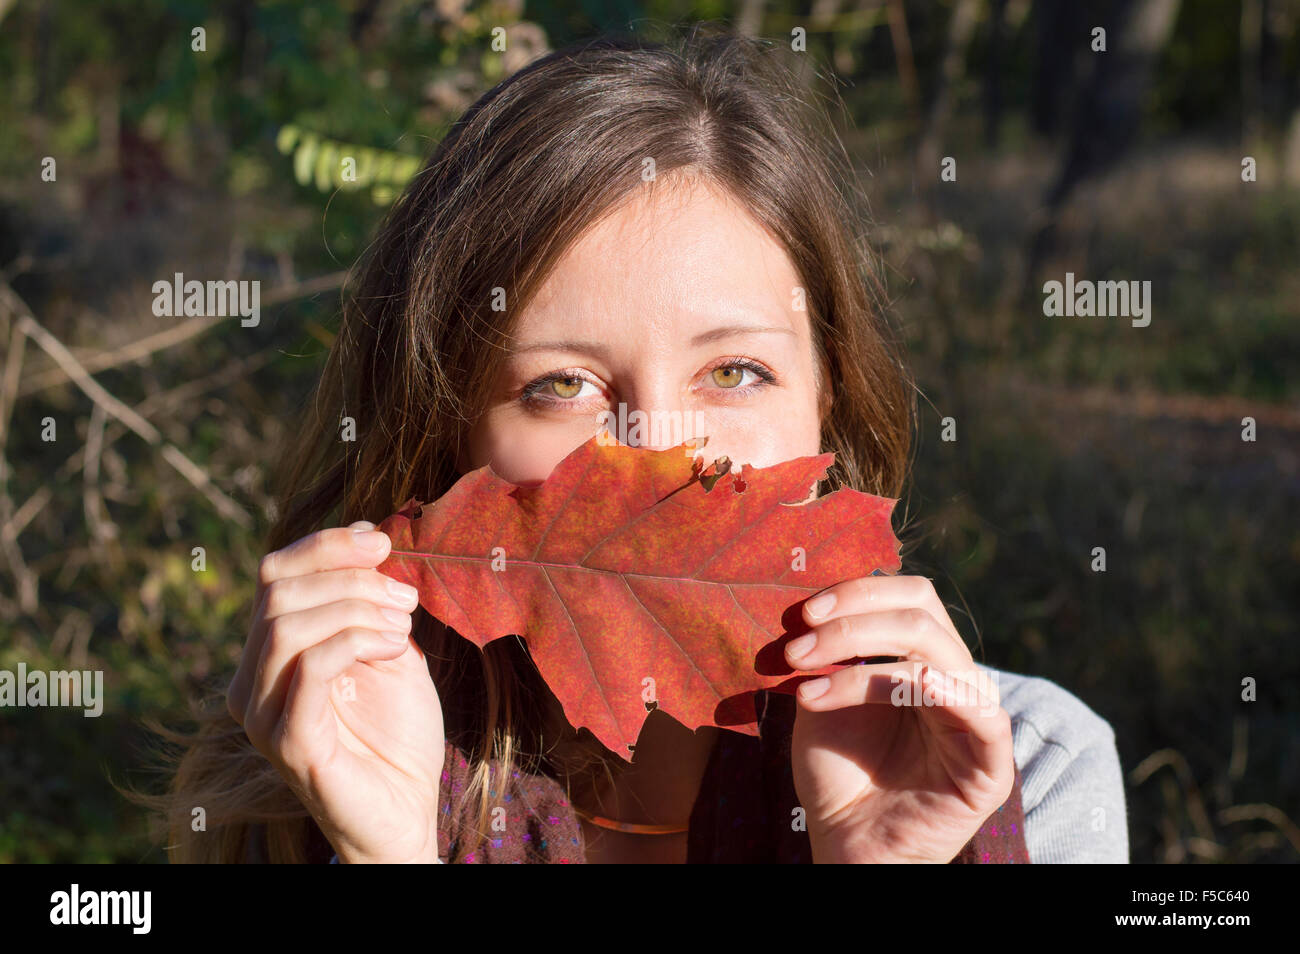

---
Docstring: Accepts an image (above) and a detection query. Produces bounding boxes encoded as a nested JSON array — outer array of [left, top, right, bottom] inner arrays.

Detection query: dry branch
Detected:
[[0, 283, 254, 529], [16, 270, 346, 396]]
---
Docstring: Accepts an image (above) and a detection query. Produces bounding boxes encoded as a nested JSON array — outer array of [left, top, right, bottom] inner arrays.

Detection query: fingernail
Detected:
[[381, 630, 409, 644], [786, 632, 817, 660], [806, 592, 836, 619], [354, 530, 387, 550], [380, 607, 411, 627], [924, 668, 954, 701], [799, 676, 830, 700], [351, 521, 376, 531], [386, 579, 418, 606]]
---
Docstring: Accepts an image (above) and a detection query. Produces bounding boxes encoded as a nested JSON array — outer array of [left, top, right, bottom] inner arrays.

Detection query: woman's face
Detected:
[[464, 174, 825, 484]]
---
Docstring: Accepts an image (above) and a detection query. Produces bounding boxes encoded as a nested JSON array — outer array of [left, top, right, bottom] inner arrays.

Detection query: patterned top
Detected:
[[432, 688, 1031, 864]]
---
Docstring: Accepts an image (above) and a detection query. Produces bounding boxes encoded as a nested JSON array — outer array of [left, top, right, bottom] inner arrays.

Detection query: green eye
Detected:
[[711, 366, 745, 388], [550, 376, 583, 398]]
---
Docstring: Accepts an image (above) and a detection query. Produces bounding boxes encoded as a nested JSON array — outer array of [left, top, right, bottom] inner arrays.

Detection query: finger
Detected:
[[952, 665, 1001, 707], [270, 628, 413, 776], [244, 599, 414, 741], [251, 521, 376, 612], [917, 666, 1009, 744], [801, 575, 970, 660], [915, 666, 1015, 795], [244, 521, 388, 678], [232, 523, 392, 719], [261, 567, 419, 620], [796, 660, 1013, 783], [785, 607, 972, 675], [257, 524, 392, 590]]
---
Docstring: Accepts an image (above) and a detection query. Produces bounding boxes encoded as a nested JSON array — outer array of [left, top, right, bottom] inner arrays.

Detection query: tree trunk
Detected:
[[983, 0, 1008, 148], [1241, 0, 1263, 150], [916, 0, 982, 184]]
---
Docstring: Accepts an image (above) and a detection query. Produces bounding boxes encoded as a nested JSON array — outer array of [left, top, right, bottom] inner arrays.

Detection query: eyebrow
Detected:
[[508, 324, 796, 358]]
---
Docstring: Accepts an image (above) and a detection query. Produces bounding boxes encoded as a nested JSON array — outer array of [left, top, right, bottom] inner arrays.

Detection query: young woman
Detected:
[[158, 26, 1127, 863]]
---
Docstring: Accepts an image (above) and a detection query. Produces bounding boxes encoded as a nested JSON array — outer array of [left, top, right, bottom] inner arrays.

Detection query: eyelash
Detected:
[[518, 357, 778, 410]]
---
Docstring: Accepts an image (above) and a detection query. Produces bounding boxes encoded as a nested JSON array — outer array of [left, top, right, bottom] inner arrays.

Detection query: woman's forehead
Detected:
[[510, 182, 807, 347]]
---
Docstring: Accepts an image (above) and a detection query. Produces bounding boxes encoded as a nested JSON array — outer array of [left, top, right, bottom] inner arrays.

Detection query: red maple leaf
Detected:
[[377, 435, 901, 761]]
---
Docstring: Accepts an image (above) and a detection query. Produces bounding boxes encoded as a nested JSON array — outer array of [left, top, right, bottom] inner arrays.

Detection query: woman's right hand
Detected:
[[227, 521, 446, 863]]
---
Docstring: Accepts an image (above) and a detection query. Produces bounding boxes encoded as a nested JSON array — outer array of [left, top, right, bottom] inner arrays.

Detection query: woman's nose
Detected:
[[605, 397, 700, 452]]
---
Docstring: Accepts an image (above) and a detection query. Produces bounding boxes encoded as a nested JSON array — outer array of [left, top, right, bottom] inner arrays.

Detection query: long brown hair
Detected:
[[140, 20, 916, 863]]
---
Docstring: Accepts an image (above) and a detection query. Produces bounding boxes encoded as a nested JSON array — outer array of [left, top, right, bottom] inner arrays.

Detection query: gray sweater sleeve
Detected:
[[976, 663, 1129, 863]]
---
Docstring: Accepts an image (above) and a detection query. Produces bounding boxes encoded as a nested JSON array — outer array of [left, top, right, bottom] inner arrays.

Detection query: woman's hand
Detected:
[[785, 575, 1014, 863], [227, 521, 445, 864]]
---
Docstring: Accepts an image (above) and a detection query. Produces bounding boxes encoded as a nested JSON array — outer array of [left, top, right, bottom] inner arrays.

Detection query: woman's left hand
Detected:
[[786, 575, 1015, 863]]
